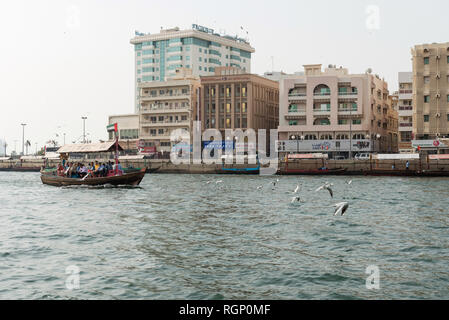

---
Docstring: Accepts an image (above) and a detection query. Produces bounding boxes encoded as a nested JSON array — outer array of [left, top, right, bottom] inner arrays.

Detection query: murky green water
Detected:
[[0, 172, 448, 299]]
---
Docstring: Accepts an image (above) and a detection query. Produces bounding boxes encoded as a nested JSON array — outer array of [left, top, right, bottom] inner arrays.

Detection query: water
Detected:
[[0, 172, 449, 300]]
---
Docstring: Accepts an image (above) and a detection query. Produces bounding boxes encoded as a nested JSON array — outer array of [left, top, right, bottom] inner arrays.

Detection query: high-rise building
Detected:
[[397, 72, 414, 152], [412, 42, 449, 141], [277, 65, 399, 158], [130, 25, 255, 113]]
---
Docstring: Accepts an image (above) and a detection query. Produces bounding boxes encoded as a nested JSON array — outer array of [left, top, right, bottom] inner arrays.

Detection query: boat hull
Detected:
[[40, 169, 146, 187], [278, 168, 347, 176]]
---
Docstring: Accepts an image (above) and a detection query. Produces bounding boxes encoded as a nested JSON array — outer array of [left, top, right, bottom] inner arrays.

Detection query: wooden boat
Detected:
[[40, 168, 146, 187], [41, 135, 147, 187], [216, 166, 260, 175], [279, 167, 347, 175], [363, 169, 449, 177]]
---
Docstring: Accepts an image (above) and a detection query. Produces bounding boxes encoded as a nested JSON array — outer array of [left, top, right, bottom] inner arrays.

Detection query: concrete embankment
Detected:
[[1, 158, 449, 175]]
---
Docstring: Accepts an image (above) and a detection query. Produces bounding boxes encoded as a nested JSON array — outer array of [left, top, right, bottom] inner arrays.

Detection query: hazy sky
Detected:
[[1, 0, 448, 154]]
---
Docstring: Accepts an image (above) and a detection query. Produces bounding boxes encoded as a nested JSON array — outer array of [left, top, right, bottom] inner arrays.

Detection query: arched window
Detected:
[[314, 84, 331, 96], [336, 134, 349, 140], [304, 134, 317, 140], [353, 134, 364, 140], [320, 134, 333, 140]]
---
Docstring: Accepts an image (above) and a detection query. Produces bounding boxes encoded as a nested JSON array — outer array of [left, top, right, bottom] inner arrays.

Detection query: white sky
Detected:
[[0, 0, 448, 155]]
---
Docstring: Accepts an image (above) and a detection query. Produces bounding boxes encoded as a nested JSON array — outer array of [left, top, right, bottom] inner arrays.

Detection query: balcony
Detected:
[[141, 120, 190, 127], [141, 106, 190, 114], [141, 93, 190, 101], [338, 108, 358, 116], [313, 108, 331, 115], [288, 93, 307, 101]]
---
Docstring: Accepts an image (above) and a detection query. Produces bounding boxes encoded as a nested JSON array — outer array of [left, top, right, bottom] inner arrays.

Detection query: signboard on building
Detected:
[[412, 140, 448, 149], [277, 140, 372, 153], [203, 141, 235, 150]]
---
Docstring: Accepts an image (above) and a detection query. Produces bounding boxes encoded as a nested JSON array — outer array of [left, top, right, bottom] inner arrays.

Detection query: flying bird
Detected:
[[291, 196, 304, 203], [346, 180, 353, 185], [293, 185, 300, 194], [316, 183, 334, 198], [257, 185, 263, 190], [334, 202, 349, 216]]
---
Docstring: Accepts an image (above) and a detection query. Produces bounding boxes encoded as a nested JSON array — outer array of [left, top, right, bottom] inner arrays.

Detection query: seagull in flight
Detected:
[[291, 196, 304, 204], [346, 180, 353, 185], [316, 183, 334, 198], [293, 185, 300, 194], [216, 180, 223, 184], [257, 185, 263, 190], [333, 202, 349, 216]]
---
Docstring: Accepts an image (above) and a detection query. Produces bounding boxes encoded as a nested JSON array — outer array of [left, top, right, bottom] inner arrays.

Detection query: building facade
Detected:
[[138, 69, 200, 153], [130, 25, 255, 113], [277, 65, 398, 158], [397, 72, 414, 152], [108, 114, 140, 153], [199, 67, 279, 151], [412, 42, 449, 144]]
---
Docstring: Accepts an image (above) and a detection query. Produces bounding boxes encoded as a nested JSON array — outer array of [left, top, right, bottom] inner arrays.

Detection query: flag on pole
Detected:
[[107, 123, 118, 133]]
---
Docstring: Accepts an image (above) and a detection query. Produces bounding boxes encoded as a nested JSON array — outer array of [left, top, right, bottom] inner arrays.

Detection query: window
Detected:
[[226, 103, 231, 113], [424, 95, 430, 103], [352, 119, 362, 125], [424, 115, 429, 122], [447, 114, 449, 121], [424, 76, 430, 84], [199, 66, 202, 71], [289, 120, 298, 126], [447, 95, 449, 102], [199, 48, 202, 53], [338, 119, 348, 125], [242, 102, 247, 113], [199, 57, 202, 62], [158, 129, 164, 135], [424, 57, 430, 65]]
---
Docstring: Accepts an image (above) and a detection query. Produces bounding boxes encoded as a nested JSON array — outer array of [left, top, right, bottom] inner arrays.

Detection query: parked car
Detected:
[[354, 153, 371, 160]]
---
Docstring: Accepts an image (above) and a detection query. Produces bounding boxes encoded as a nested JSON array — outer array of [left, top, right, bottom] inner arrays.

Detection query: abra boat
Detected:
[[40, 139, 146, 187], [41, 168, 146, 187]]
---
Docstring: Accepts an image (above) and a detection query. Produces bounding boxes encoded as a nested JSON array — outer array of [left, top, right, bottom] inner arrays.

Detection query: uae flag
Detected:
[[107, 123, 118, 132]]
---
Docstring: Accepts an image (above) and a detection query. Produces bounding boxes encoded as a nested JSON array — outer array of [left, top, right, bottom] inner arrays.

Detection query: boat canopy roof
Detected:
[[58, 141, 124, 154]]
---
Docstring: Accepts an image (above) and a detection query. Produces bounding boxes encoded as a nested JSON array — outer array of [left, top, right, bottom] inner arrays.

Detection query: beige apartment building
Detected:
[[199, 67, 279, 151], [138, 68, 200, 153], [277, 65, 398, 158], [412, 42, 449, 153], [397, 72, 414, 152]]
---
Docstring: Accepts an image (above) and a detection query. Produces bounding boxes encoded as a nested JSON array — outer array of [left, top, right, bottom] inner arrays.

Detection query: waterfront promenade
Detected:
[[1, 158, 449, 176]]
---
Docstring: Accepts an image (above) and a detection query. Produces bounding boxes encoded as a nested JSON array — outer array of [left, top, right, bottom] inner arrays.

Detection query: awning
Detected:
[[57, 141, 124, 154]]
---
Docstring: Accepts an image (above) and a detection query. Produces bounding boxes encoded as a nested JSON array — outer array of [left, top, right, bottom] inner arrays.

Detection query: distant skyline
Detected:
[[1, 0, 448, 154]]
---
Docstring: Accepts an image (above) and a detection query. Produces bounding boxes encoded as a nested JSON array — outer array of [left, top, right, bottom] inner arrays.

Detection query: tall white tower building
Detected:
[[130, 25, 255, 113]]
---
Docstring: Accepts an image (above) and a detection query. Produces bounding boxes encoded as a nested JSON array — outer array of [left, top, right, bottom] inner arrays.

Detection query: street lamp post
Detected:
[[349, 108, 353, 160], [21, 123, 26, 156], [81, 117, 87, 143]]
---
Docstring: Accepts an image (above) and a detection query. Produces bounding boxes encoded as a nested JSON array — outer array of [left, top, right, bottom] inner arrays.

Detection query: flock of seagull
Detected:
[[205, 177, 353, 216], [287, 180, 351, 216]]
